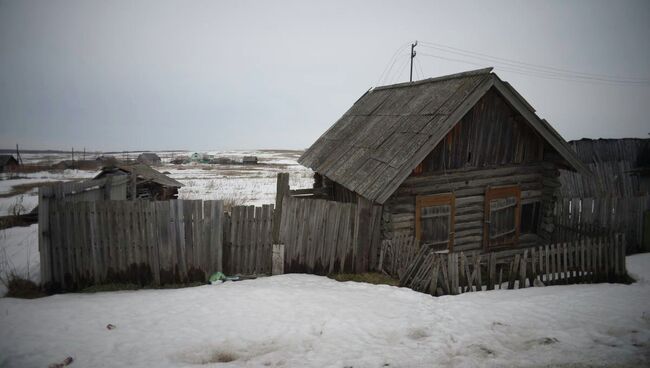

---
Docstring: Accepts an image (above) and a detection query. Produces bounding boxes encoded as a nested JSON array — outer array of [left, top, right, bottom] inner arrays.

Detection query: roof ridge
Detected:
[[372, 67, 494, 91]]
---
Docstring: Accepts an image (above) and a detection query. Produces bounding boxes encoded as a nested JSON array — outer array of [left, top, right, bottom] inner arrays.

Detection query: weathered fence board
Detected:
[[38, 177, 128, 285], [40, 199, 274, 291], [555, 195, 650, 252], [400, 232, 627, 296], [225, 204, 274, 275], [279, 195, 383, 274]]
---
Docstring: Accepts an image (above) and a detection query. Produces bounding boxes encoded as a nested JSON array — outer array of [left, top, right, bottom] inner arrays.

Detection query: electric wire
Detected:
[[418, 41, 650, 85], [418, 51, 650, 86]]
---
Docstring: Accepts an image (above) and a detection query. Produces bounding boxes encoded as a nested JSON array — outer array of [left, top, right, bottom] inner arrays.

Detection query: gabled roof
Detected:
[[96, 163, 183, 188], [299, 68, 590, 204]]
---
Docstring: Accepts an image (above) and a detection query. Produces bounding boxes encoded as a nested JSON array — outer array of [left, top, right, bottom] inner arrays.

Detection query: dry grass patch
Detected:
[[329, 272, 399, 286]]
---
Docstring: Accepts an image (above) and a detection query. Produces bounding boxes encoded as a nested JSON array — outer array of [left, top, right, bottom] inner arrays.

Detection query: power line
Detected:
[[390, 56, 411, 85], [418, 51, 650, 86], [418, 41, 650, 85], [415, 57, 425, 80], [419, 41, 650, 83], [376, 42, 411, 86]]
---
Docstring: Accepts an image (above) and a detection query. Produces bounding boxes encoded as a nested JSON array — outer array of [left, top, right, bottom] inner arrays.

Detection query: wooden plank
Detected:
[[254, 206, 263, 273], [474, 254, 482, 291], [545, 244, 550, 284], [88, 202, 100, 284], [273, 172, 290, 243], [429, 257, 440, 295], [519, 250, 528, 288], [487, 253, 496, 290]]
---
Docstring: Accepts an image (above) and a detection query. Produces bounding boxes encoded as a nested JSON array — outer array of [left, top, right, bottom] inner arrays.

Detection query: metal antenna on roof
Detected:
[[410, 41, 418, 82]]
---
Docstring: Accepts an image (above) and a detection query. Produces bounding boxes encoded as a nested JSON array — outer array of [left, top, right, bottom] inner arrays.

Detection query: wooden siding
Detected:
[[418, 89, 545, 173]]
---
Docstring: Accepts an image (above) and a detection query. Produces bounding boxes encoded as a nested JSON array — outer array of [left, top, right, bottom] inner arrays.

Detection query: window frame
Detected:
[[415, 193, 455, 251], [483, 186, 521, 250]]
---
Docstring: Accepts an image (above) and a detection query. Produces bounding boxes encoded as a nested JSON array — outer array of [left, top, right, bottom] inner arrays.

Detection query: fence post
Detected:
[[272, 244, 285, 275], [272, 173, 290, 244]]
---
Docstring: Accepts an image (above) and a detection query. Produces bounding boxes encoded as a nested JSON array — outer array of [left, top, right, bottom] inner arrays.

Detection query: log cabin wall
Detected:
[[384, 163, 560, 252], [383, 88, 562, 252]]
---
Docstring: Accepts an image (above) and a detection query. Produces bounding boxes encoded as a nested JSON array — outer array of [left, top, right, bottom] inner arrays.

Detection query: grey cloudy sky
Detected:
[[1, 0, 648, 151]]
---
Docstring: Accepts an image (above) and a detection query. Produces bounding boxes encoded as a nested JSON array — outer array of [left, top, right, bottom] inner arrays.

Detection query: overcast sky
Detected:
[[1, 0, 648, 151]]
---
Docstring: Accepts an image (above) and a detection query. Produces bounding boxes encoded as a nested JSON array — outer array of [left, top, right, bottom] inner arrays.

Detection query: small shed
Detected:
[[299, 68, 589, 253], [137, 152, 161, 166], [0, 155, 19, 173], [242, 156, 258, 165], [95, 163, 183, 200]]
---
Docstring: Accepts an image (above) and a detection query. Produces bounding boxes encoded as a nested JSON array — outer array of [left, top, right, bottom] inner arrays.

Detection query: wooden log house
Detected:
[[298, 68, 591, 256]]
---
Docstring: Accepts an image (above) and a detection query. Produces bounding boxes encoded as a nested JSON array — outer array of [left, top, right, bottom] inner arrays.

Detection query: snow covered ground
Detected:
[[0, 254, 649, 367], [0, 224, 39, 296]]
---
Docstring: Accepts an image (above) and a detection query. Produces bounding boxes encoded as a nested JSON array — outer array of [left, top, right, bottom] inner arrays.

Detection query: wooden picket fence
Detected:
[[400, 232, 627, 296], [40, 199, 275, 291], [279, 195, 383, 274], [224, 204, 275, 276], [555, 195, 650, 252]]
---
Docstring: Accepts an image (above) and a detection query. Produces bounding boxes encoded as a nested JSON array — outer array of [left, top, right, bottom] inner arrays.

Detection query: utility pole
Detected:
[[410, 40, 418, 82], [15, 144, 22, 165]]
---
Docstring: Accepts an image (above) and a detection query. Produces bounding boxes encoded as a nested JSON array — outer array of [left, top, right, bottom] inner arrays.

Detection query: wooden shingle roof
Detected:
[[299, 68, 590, 204], [96, 163, 183, 188]]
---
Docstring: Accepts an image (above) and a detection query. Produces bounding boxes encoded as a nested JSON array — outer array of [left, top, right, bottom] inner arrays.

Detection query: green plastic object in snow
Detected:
[[209, 272, 226, 283]]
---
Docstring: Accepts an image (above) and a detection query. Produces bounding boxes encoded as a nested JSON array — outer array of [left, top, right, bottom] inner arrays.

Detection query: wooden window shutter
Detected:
[[415, 193, 455, 251], [484, 186, 521, 250]]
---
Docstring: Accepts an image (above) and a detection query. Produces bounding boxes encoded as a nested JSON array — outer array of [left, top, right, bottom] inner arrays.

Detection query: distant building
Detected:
[[0, 155, 19, 173], [190, 152, 202, 162], [242, 156, 258, 165], [137, 152, 161, 165], [95, 163, 183, 200]]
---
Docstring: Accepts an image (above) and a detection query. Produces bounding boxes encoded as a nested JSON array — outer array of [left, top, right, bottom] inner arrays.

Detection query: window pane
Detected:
[[421, 205, 450, 246], [489, 196, 516, 239], [521, 202, 540, 234]]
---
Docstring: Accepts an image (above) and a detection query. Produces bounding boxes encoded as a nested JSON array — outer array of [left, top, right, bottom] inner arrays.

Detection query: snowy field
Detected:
[[1, 149, 312, 211], [0, 254, 648, 367]]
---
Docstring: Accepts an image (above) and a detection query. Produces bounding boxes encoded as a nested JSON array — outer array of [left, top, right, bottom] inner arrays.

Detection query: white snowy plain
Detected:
[[0, 254, 649, 368]]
